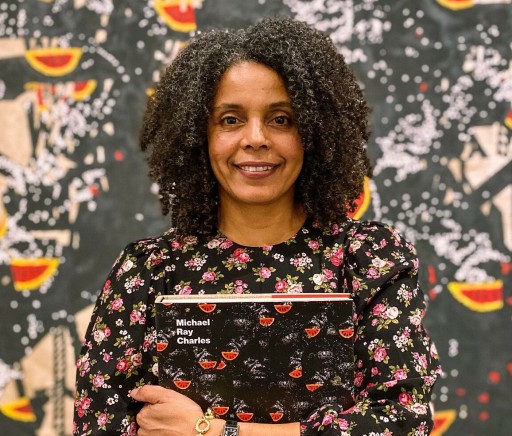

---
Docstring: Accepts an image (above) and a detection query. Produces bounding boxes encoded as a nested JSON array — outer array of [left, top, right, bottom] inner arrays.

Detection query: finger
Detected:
[[129, 385, 171, 404]]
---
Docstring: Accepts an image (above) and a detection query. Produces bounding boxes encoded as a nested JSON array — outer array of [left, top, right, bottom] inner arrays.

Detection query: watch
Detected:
[[222, 420, 239, 436]]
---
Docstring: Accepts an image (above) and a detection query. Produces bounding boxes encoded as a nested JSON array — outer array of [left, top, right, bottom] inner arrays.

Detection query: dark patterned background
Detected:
[[0, 1, 510, 435]]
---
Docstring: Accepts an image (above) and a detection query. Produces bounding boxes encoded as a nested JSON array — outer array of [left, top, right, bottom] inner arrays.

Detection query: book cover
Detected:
[[155, 293, 355, 424]]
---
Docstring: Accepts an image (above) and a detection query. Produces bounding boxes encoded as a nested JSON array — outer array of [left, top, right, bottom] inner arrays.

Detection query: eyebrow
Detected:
[[211, 101, 294, 111]]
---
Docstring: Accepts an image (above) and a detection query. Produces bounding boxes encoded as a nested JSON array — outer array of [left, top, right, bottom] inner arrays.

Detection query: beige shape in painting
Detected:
[[464, 123, 511, 190], [0, 94, 34, 166], [492, 184, 512, 251], [0, 38, 26, 60]]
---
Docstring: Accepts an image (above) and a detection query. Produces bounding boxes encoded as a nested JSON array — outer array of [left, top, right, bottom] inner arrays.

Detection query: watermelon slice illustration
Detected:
[[211, 406, 229, 416], [198, 303, 216, 313], [289, 368, 302, 378], [305, 327, 320, 338], [347, 176, 371, 220], [236, 412, 254, 422], [25, 47, 82, 77], [173, 380, 191, 390], [0, 397, 36, 422], [431, 409, 457, 436], [221, 351, 239, 361], [156, 342, 168, 352], [338, 328, 354, 338], [274, 303, 292, 314], [259, 317, 275, 327], [10, 258, 60, 291], [305, 383, 323, 392], [447, 280, 504, 312], [269, 411, 284, 422], [216, 360, 227, 370], [199, 360, 217, 369], [154, 0, 197, 32], [436, 0, 474, 10]]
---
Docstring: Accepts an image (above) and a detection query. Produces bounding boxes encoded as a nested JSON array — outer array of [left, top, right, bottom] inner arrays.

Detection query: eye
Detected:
[[272, 115, 293, 126], [221, 116, 239, 125]]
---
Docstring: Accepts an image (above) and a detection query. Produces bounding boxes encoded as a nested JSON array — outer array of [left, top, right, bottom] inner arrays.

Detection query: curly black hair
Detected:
[[140, 17, 371, 237]]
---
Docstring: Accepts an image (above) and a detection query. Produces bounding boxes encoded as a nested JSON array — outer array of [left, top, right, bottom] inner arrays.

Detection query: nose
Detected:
[[242, 118, 268, 150]]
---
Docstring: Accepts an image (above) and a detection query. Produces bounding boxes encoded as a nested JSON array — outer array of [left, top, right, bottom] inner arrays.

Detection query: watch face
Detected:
[[224, 421, 239, 436]]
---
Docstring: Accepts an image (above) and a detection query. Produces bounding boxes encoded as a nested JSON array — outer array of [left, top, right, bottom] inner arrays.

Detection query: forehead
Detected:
[[213, 61, 291, 104]]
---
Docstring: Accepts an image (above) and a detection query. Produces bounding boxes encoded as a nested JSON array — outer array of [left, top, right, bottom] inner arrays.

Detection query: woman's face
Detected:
[[207, 61, 304, 211]]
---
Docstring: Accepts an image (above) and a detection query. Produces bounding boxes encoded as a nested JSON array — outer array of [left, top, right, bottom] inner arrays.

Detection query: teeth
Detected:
[[239, 165, 274, 172]]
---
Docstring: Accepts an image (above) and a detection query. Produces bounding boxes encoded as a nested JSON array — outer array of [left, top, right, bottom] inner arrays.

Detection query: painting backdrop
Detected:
[[0, 1, 510, 435]]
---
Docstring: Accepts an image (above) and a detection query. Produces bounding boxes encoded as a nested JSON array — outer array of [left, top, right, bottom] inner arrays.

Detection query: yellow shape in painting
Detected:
[[25, 47, 82, 77], [73, 80, 97, 100], [0, 204, 6, 237], [348, 176, 371, 220], [436, 0, 474, 9], [505, 109, 512, 129], [447, 280, 504, 312], [432, 409, 457, 436], [9, 258, 60, 291], [154, 0, 197, 32], [0, 397, 36, 422]]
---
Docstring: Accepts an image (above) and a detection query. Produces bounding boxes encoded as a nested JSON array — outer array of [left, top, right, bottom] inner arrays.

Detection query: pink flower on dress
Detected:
[[372, 303, 387, 316], [308, 240, 320, 250], [275, 280, 288, 292], [259, 267, 272, 279], [338, 418, 349, 430], [384, 380, 397, 388], [323, 269, 334, 280], [116, 359, 128, 372], [321, 414, 334, 426], [97, 413, 109, 426], [202, 271, 216, 282], [131, 353, 142, 367], [179, 285, 192, 295], [111, 298, 123, 311], [92, 374, 104, 388], [354, 371, 363, 387], [331, 256, 341, 266], [399, 392, 412, 405], [238, 252, 250, 263], [130, 310, 142, 324], [394, 369, 408, 380], [374, 347, 387, 362]]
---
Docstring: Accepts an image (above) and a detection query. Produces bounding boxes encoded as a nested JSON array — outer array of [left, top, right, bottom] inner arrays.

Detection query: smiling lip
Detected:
[[235, 162, 278, 179]]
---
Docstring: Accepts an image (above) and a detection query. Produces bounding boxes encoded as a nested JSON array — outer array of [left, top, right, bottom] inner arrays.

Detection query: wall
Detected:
[[0, 0, 510, 435]]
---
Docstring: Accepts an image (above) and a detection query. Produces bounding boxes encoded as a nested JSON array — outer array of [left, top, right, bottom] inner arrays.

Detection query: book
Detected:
[[155, 293, 355, 424]]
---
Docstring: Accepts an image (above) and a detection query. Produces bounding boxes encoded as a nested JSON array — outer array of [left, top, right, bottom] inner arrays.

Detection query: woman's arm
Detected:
[[132, 386, 300, 436], [73, 238, 170, 435], [299, 222, 441, 435]]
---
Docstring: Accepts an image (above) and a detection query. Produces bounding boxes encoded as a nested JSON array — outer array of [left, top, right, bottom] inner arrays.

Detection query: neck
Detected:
[[217, 201, 307, 247]]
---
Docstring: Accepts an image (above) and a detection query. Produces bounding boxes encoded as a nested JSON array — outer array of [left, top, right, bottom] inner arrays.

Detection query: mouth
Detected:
[[236, 164, 277, 172]]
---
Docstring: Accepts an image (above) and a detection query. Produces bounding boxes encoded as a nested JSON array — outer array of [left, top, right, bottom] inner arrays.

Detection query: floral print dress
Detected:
[[73, 218, 441, 435]]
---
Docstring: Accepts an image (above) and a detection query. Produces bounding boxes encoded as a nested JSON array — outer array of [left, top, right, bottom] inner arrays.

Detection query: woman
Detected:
[[73, 17, 441, 436]]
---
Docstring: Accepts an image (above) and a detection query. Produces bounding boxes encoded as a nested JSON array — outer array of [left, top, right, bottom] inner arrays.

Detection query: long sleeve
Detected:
[[73, 238, 171, 435], [300, 221, 442, 435]]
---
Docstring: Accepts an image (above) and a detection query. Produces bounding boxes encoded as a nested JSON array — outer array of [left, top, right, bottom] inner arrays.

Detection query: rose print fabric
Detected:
[[73, 218, 441, 435]]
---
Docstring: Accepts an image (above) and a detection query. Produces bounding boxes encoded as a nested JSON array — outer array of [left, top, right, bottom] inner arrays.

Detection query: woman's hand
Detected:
[[130, 385, 224, 436]]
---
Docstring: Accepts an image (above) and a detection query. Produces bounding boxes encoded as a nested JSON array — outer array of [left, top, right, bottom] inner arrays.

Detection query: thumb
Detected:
[[129, 385, 170, 404]]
